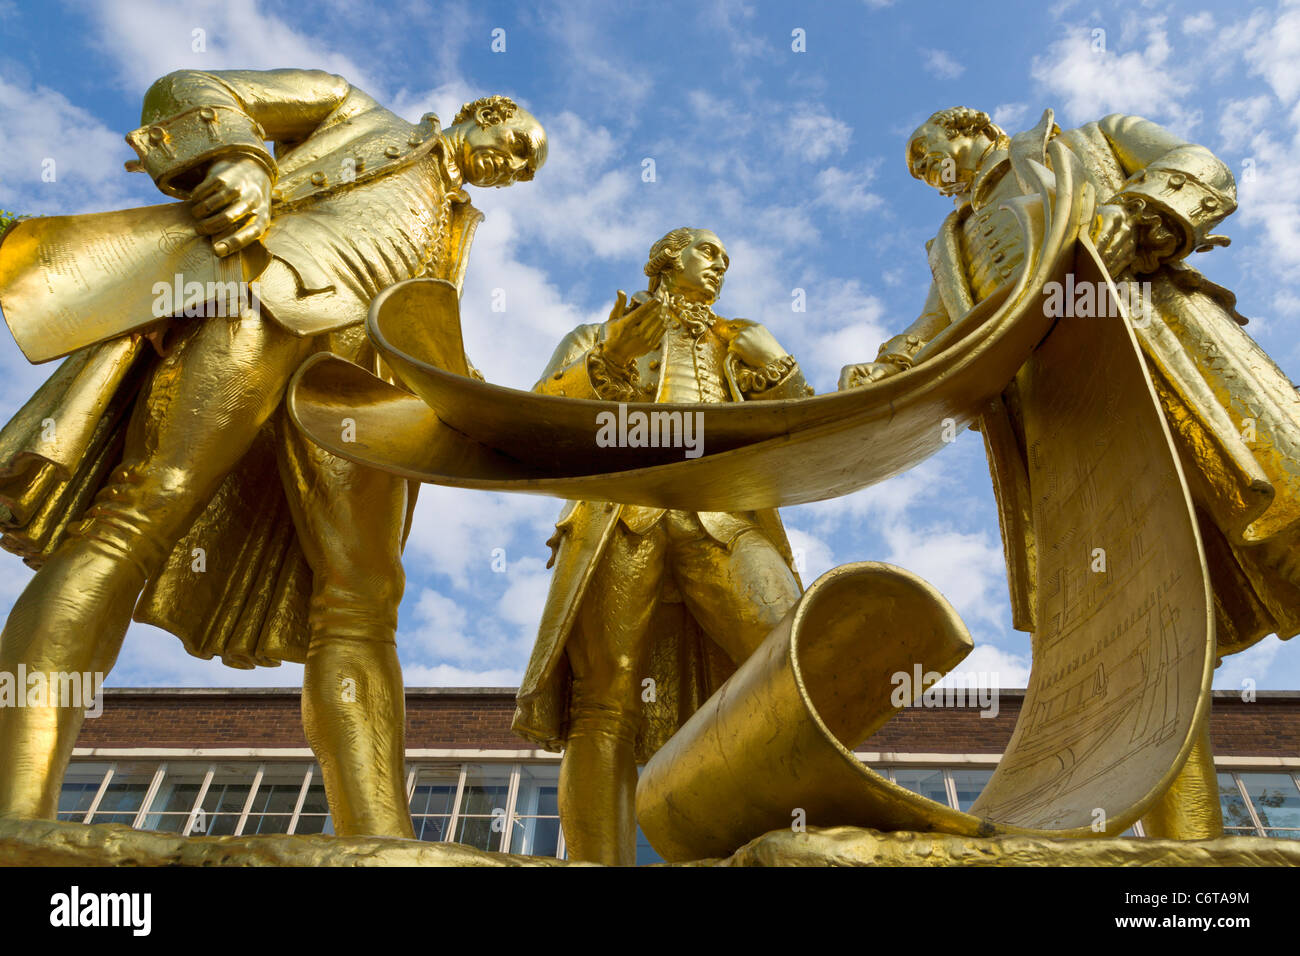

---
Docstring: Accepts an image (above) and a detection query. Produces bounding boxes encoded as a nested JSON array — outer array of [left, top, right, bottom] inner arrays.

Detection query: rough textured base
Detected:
[[710, 825, 1300, 866], [1, 818, 1296, 866]]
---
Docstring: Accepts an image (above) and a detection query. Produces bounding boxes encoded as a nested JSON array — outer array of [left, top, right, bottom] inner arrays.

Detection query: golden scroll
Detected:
[[0, 203, 266, 363]]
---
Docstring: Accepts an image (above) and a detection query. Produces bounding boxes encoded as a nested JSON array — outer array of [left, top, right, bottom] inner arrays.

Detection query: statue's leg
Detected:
[[0, 314, 313, 819], [667, 515, 802, 665], [275, 413, 412, 838], [1139, 711, 1224, 839], [561, 524, 666, 865]]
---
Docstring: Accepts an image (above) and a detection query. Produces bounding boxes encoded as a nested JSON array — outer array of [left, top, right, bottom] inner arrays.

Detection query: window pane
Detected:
[[510, 816, 561, 857], [459, 764, 511, 817], [242, 765, 308, 835], [1217, 773, 1254, 831], [950, 769, 993, 811], [1239, 773, 1300, 831], [140, 764, 209, 832], [455, 814, 500, 851], [88, 763, 157, 825], [198, 773, 253, 837], [410, 767, 460, 818], [413, 815, 451, 842], [514, 764, 559, 817], [58, 762, 111, 821], [294, 814, 334, 836], [893, 769, 950, 807]]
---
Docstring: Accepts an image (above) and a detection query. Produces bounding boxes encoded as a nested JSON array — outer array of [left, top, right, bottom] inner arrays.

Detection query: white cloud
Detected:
[[1182, 11, 1215, 36], [923, 49, 965, 80], [992, 102, 1029, 130], [812, 165, 885, 216], [401, 663, 521, 686], [1213, 636, 1285, 690], [1030, 21, 1199, 135], [110, 624, 305, 687], [77, 0, 375, 95], [937, 644, 1031, 688], [785, 107, 854, 162], [0, 76, 142, 217]]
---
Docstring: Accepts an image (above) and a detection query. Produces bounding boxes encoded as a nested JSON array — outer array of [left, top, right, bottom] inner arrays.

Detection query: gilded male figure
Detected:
[[512, 228, 812, 864], [0, 68, 546, 835], [842, 106, 1300, 837]]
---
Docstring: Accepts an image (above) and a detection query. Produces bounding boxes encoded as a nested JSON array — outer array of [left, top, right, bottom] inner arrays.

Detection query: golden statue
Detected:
[[286, 126, 1230, 860], [0, 68, 546, 837], [840, 106, 1300, 838], [510, 227, 815, 865]]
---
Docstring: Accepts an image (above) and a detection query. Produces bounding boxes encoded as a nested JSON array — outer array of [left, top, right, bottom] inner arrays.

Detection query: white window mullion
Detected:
[[235, 763, 265, 836], [499, 763, 522, 853], [133, 762, 168, 830], [405, 767, 417, 803], [83, 763, 115, 824], [446, 765, 468, 843], [184, 765, 216, 837], [1234, 773, 1267, 835], [942, 769, 960, 810], [287, 765, 313, 834]]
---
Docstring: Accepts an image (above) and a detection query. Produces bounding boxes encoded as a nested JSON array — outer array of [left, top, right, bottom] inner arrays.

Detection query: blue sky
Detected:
[[0, 0, 1298, 692]]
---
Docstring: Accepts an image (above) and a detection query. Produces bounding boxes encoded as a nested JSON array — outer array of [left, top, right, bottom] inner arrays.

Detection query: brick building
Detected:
[[60, 688, 1300, 862]]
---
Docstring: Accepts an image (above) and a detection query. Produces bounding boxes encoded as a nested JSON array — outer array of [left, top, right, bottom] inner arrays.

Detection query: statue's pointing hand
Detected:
[[190, 157, 274, 257], [602, 291, 664, 366]]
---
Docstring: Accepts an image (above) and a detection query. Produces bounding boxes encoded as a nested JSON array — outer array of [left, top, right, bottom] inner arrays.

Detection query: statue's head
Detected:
[[906, 107, 1006, 197], [644, 227, 729, 304], [448, 95, 548, 188]]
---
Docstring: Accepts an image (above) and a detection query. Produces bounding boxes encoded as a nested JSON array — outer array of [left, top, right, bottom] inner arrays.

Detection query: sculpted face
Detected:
[[907, 120, 988, 197], [461, 108, 547, 188], [665, 230, 729, 304]]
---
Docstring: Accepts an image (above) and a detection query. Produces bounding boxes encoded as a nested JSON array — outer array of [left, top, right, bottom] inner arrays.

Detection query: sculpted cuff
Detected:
[[735, 354, 799, 395], [586, 344, 641, 402], [1111, 151, 1236, 266], [126, 105, 277, 198]]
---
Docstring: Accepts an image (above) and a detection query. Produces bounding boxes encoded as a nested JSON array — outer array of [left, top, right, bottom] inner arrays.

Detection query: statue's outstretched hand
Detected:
[[838, 361, 904, 390], [602, 291, 664, 366], [189, 157, 273, 257]]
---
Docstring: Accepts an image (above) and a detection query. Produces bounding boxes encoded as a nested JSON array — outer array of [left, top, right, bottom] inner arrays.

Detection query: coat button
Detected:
[[198, 106, 217, 122], [148, 126, 166, 143], [311, 171, 327, 186], [1201, 196, 1218, 211], [385, 145, 401, 158], [409, 134, 424, 146], [1168, 173, 1186, 189]]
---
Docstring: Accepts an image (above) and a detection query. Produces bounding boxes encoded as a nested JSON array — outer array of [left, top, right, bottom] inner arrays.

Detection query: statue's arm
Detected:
[[838, 280, 951, 389], [727, 321, 814, 401], [1098, 113, 1237, 266], [127, 68, 352, 199], [533, 325, 635, 400]]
